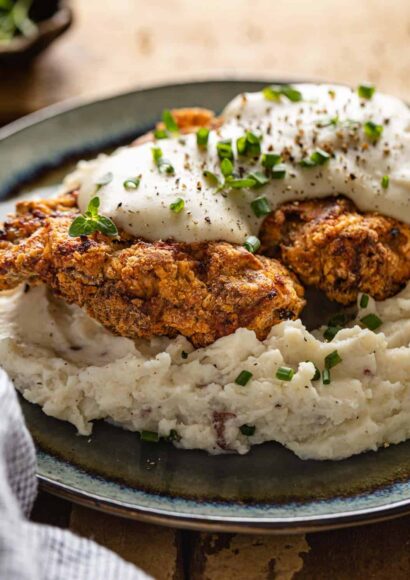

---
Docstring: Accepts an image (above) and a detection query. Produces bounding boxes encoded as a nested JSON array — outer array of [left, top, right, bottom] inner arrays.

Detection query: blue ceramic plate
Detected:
[[1, 80, 410, 533]]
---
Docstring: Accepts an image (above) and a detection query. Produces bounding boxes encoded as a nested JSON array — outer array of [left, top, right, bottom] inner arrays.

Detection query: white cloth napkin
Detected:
[[0, 369, 151, 580]]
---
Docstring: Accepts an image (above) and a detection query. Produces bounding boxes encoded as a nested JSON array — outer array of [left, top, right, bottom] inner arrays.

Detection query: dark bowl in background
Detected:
[[0, 0, 72, 66]]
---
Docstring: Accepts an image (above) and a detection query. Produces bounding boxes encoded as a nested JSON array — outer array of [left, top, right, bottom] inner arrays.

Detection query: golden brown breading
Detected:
[[260, 196, 410, 304], [0, 194, 305, 347]]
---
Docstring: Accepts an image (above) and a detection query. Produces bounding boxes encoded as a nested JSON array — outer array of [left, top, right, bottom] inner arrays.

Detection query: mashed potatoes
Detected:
[[1, 283, 410, 460]]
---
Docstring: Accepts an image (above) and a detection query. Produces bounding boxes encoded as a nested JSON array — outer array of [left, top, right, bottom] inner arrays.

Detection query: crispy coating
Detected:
[[260, 196, 410, 304], [0, 193, 305, 347]]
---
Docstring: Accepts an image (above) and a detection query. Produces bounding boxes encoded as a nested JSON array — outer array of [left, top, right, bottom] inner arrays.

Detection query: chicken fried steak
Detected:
[[0, 193, 305, 347], [260, 196, 410, 305]]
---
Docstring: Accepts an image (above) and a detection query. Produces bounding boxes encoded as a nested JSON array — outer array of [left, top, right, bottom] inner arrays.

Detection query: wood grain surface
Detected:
[[6, 0, 410, 577]]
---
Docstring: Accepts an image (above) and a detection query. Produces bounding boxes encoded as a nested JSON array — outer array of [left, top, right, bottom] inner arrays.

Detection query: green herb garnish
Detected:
[[68, 196, 118, 238], [276, 366, 295, 381], [240, 424, 256, 436], [316, 116, 339, 128], [225, 176, 257, 189], [197, 127, 210, 148], [203, 170, 220, 187], [271, 164, 287, 179], [237, 131, 262, 157], [0, 0, 37, 44], [262, 84, 302, 103], [358, 84, 376, 100], [235, 370, 253, 386], [123, 176, 141, 190], [248, 171, 270, 187], [154, 128, 168, 140], [363, 121, 383, 142], [169, 197, 185, 213], [322, 368, 331, 385], [140, 430, 159, 443], [307, 361, 321, 381], [251, 196, 271, 217], [323, 326, 342, 342], [261, 153, 282, 169], [360, 313, 382, 331], [324, 350, 342, 369], [381, 175, 389, 189], [300, 149, 331, 168], [243, 235, 261, 253], [360, 294, 369, 308], [162, 109, 178, 133], [217, 139, 234, 161], [167, 429, 181, 442], [152, 146, 175, 175], [221, 158, 234, 178]]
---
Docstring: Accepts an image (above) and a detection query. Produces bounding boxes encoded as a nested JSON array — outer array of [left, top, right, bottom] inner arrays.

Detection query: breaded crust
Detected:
[[260, 196, 410, 304], [0, 192, 305, 347]]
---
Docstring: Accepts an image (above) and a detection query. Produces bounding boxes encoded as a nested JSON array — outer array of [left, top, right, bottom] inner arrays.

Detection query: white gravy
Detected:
[[66, 84, 410, 243]]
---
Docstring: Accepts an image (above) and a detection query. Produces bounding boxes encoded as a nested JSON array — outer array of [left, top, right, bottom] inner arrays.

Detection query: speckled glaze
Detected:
[[2, 80, 410, 533]]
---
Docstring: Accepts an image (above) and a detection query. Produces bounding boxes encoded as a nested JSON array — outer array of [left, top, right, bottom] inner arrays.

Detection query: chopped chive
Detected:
[[281, 85, 303, 102], [196, 127, 210, 148], [152, 147, 163, 164], [236, 131, 262, 157], [140, 430, 159, 443], [251, 196, 271, 217], [381, 175, 389, 189], [271, 163, 287, 179], [276, 366, 295, 381], [240, 424, 256, 437], [243, 235, 261, 253], [217, 139, 234, 161], [328, 313, 347, 327], [306, 361, 321, 381], [235, 370, 253, 386], [95, 172, 113, 189], [123, 176, 141, 190], [245, 131, 261, 157], [167, 429, 181, 442], [154, 128, 168, 139], [203, 170, 220, 187], [363, 121, 383, 142], [324, 326, 342, 342], [324, 350, 342, 369], [159, 160, 175, 175], [358, 84, 376, 100], [261, 153, 282, 169], [169, 197, 185, 213], [262, 84, 302, 103], [162, 109, 178, 133], [221, 158, 234, 178], [322, 368, 331, 385], [360, 294, 369, 308], [300, 148, 331, 168], [360, 313, 382, 331], [262, 85, 282, 102], [248, 171, 270, 187], [181, 351, 189, 359], [225, 176, 257, 189]]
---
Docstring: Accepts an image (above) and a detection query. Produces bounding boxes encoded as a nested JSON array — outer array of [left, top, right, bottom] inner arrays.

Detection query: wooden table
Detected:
[[3, 0, 410, 577]]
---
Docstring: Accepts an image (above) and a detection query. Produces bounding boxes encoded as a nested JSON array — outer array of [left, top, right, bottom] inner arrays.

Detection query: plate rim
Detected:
[[38, 473, 410, 534], [3, 77, 410, 533]]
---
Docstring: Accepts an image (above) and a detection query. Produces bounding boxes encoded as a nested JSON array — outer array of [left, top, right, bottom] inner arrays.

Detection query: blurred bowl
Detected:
[[0, 0, 72, 66]]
